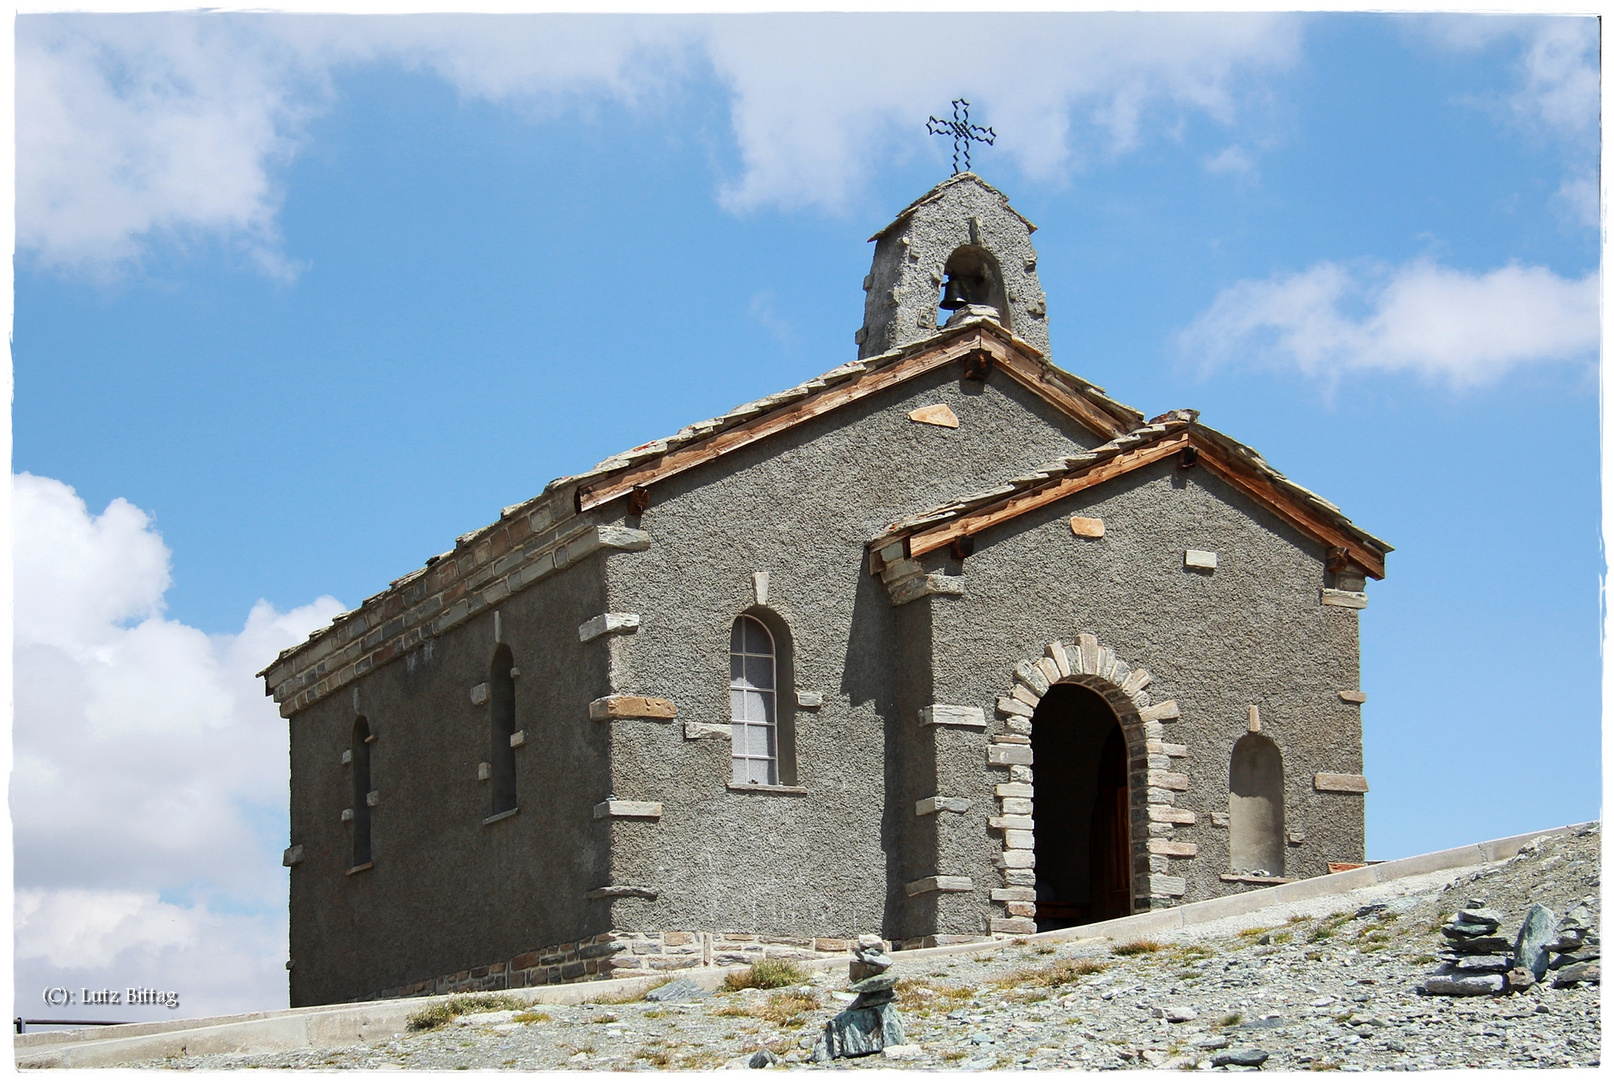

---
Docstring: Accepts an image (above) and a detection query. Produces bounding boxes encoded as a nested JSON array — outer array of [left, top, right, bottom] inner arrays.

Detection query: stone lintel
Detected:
[[1314, 772, 1370, 793], [1321, 588, 1368, 609]]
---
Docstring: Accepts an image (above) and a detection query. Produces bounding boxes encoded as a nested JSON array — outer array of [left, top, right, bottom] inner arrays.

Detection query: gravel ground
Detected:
[[137, 825, 1600, 1071]]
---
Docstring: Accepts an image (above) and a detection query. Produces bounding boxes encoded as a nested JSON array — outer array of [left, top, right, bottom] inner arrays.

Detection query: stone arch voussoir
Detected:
[[985, 632, 1192, 932]]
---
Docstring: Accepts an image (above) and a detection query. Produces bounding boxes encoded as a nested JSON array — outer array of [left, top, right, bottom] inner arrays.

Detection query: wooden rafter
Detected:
[[576, 324, 1127, 513], [1195, 450, 1386, 579], [905, 434, 1191, 558]]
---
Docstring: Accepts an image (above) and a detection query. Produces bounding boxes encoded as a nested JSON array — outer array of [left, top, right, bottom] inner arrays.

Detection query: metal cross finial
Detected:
[[927, 98, 995, 175]]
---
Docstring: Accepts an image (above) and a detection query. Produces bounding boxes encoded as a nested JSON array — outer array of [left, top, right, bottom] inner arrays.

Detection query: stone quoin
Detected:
[[261, 172, 1390, 1006]]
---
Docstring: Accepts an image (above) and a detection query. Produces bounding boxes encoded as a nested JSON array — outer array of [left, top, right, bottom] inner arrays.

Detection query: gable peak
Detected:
[[857, 174, 1048, 360]]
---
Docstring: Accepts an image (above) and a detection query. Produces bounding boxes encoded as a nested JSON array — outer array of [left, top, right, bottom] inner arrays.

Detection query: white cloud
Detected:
[[17, 13, 1302, 272], [1177, 258, 1599, 386], [1418, 16, 1598, 145], [1555, 170, 1599, 229], [1204, 145, 1256, 178], [12, 473, 343, 1015]]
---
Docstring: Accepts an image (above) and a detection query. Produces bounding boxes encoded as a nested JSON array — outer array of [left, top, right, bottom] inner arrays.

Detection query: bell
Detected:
[[939, 276, 969, 310]]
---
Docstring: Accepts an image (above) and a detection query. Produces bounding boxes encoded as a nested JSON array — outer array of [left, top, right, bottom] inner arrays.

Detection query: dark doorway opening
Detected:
[[1030, 683, 1132, 930]]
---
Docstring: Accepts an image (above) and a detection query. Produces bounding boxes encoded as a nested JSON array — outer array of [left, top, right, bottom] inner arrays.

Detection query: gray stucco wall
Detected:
[[287, 560, 611, 1007], [596, 364, 1106, 942], [917, 456, 1366, 927]]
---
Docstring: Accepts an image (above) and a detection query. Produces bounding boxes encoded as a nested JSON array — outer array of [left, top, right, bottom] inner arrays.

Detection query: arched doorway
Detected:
[[1030, 682, 1132, 929]]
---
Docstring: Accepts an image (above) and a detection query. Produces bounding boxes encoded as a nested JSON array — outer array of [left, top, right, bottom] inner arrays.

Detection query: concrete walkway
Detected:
[[14, 822, 1589, 1068]]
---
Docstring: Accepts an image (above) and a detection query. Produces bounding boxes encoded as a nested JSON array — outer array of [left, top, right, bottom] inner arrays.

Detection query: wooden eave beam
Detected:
[[576, 330, 999, 512], [1194, 450, 1386, 580], [905, 433, 1190, 558], [992, 350, 1133, 440]]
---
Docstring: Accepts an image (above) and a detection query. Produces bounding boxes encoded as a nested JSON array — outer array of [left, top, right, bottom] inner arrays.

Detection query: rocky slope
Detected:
[[137, 823, 1600, 1071]]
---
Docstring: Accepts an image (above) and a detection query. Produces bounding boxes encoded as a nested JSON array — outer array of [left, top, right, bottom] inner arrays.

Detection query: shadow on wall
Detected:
[[1230, 734, 1285, 876]]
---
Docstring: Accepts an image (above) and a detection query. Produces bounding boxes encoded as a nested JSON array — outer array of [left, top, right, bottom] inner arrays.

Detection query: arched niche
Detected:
[[1229, 734, 1285, 876], [940, 244, 1011, 328]]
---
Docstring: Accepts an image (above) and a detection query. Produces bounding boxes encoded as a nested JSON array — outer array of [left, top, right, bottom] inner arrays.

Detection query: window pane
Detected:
[[745, 655, 774, 690], [745, 723, 772, 757], [732, 756, 748, 785], [730, 688, 747, 723], [745, 689, 773, 725], [747, 756, 776, 786], [745, 617, 771, 655], [730, 653, 744, 685], [731, 620, 745, 653]]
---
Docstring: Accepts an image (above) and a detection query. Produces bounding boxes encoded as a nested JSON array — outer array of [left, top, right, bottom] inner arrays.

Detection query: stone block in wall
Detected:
[[987, 744, 1034, 767], [1138, 699, 1181, 723], [1147, 805, 1195, 824], [1003, 869, 1036, 886], [995, 849, 1036, 869], [1004, 716, 1032, 735], [1313, 772, 1370, 793], [1014, 660, 1050, 696], [919, 705, 987, 728], [1003, 829, 1035, 849], [1005, 901, 1036, 917], [996, 696, 1034, 718], [1149, 874, 1187, 897], [1184, 549, 1218, 570], [1210, 812, 1230, 828], [796, 691, 824, 708], [1000, 797, 1032, 815], [916, 796, 972, 816], [1148, 839, 1198, 857], [593, 801, 663, 820], [991, 917, 1037, 935], [1338, 690, 1368, 704], [1147, 770, 1189, 791], [1320, 589, 1368, 609], [995, 782, 1034, 798], [905, 876, 975, 896], [989, 815, 1034, 830], [578, 612, 642, 642], [589, 695, 676, 720], [992, 733, 1031, 745], [683, 722, 731, 740], [469, 683, 490, 705], [991, 887, 1035, 902]]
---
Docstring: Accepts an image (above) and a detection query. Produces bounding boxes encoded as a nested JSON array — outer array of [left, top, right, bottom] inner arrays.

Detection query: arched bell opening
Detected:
[[1029, 681, 1136, 930], [938, 244, 1011, 327], [1230, 734, 1285, 877]]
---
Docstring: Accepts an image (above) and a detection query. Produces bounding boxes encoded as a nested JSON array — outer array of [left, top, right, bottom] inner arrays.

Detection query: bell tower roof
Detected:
[[856, 173, 1048, 360]]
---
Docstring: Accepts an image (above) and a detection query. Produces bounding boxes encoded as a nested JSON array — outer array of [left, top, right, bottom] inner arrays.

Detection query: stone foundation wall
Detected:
[[368, 931, 861, 1001]]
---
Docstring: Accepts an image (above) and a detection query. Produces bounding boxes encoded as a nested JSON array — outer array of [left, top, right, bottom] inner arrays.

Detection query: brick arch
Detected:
[[987, 633, 1192, 932]]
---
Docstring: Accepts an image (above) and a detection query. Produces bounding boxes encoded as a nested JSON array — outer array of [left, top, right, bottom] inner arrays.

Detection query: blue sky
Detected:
[[12, 12, 1601, 1019]]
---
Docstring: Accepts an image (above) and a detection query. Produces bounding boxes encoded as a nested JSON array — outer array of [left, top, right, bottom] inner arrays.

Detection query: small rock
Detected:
[[1448, 936, 1514, 954], [1515, 903, 1557, 979], [748, 1048, 779, 1068], [1353, 904, 1386, 920], [847, 973, 898, 994], [881, 1044, 924, 1060], [645, 978, 707, 1003], [1455, 908, 1504, 927], [1549, 950, 1598, 970], [1256, 933, 1272, 945], [1213, 1049, 1270, 1068], [1452, 955, 1512, 973], [1551, 960, 1600, 988], [453, 1010, 517, 1026], [1153, 1006, 1198, 1022], [1423, 974, 1504, 996], [1504, 967, 1537, 992], [1194, 1036, 1230, 1050]]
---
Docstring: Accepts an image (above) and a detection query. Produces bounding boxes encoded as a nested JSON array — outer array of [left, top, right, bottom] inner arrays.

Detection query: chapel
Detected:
[[262, 173, 1389, 1007]]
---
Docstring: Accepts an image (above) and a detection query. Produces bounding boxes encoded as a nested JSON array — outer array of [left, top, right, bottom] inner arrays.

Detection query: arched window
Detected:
[[351, 717, 373, 868], [729, 616, 777, 785], [1229, 734, 1285, 876], [489, 644, 517, 816]]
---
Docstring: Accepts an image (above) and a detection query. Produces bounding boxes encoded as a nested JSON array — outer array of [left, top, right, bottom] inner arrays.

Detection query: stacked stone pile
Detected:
[[1423, 899, 1599, 997], [810, 935, 907, 1061]]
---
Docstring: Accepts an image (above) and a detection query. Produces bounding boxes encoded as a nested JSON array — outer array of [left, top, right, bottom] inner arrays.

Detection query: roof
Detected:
[[867, 409, 1392, 579], [260, 314, 1388, 710]]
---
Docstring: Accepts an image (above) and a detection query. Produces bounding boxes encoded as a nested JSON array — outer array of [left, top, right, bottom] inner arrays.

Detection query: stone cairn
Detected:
[[809, 934, 906, 1061], [1423, 900, 1599, 996]]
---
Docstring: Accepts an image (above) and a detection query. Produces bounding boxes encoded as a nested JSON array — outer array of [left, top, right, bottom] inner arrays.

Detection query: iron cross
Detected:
[[927, 99, 995, 175]]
